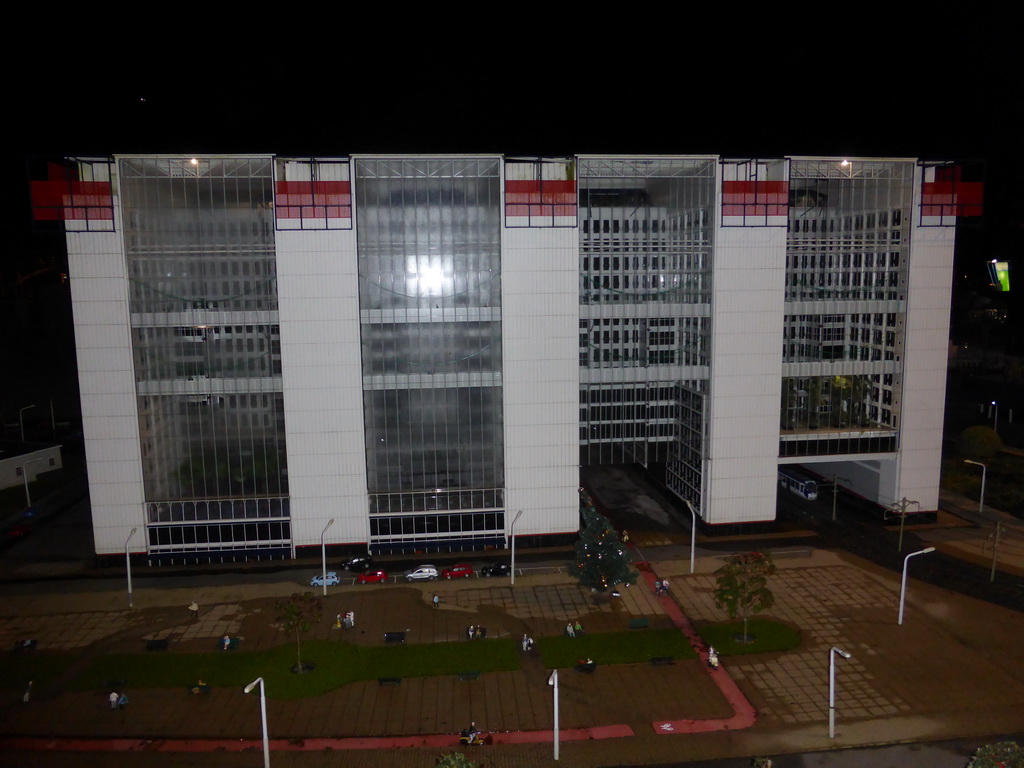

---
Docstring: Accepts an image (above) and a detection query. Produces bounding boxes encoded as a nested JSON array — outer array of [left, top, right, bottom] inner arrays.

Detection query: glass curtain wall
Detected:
[[120, 157, 289, 558], [577, 157, 715, 466], [355, 158, 505, 551], [781, 160, 913, 457]]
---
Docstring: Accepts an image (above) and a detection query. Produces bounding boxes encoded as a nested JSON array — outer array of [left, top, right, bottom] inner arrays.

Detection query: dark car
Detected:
[[479, 563, 510, 577], [341, 554, 373, 573]]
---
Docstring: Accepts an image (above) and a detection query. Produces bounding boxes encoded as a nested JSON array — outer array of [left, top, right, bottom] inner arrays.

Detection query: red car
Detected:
[[441, 563, 474, 580], [357, 569, 389, 584]]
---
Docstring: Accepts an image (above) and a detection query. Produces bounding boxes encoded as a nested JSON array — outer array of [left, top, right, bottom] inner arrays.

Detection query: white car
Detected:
[[310, 571, 340, 587], [403, 565, 439, 581]]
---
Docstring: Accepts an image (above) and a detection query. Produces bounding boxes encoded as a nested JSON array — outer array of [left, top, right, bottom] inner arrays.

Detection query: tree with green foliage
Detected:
[[967, 740, 1024, 768], [276, 592, 324, 674], [575, 490, 637, 590], [436, 752, 477, 768], [713, 551, 777, 643], [957, 425, 1004, 460]]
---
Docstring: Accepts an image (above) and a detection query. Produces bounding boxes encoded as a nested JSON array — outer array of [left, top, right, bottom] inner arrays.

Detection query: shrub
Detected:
[[957, 425, 1004, 460]]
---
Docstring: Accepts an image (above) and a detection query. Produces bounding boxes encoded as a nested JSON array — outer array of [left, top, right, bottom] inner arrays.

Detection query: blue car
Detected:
[[310, 571, 340, 587]]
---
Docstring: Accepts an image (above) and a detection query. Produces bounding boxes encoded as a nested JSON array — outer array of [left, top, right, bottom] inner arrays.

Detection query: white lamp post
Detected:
[[684, 499, 698, 574], [18, 457, 50, 508], [992, 400, 999, 433], [320, 519, 334, 596], [125, 527, 137, 608], [244, 677, 270, 768], [830, 475, 851, 522], [964, 459, 987, 517], [510, 509, 523, 586], [19, 404, 36, 442], [547, 669, 559, 760], [828, 646, 852, 738], [898, 547, 935, 625]]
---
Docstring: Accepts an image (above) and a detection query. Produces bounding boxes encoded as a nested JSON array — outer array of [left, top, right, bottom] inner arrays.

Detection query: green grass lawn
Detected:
[[72, 638, 521, 700], [538, 630, 697, 668], [0, 652, 76, 690], [695, 619, 801, 656]]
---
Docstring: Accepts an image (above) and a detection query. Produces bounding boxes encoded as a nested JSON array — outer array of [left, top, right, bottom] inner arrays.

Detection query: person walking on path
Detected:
[[109, 691, 119, 710], [188, 601, 199, 619], [432, 593, 439, 608]]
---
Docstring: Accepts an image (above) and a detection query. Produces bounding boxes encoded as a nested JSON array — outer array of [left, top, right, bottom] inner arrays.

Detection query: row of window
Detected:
[[148, 521, 289, 549]]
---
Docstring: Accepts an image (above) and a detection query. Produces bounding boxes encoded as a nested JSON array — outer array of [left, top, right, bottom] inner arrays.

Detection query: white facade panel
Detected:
[[276, 228, 369, 549], [705, 218, 786, 525], [502, 225, 579, 538]]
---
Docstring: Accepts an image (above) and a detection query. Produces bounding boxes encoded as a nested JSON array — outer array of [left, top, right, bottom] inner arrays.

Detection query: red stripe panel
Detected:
[[722, 180, 789, 208], [31, 181, 113, 220], [505, 180, 578, 205], [922, 181, 983, 217], [275, 181, 351, 218]]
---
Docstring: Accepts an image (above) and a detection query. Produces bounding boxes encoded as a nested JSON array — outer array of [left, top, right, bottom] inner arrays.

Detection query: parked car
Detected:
[[403, 564, 439, 581], [310, 571, 340, 587], [341, 554, 373, 573], [357, 569, 389, 584], [441, 563, 474, 580], [480, 563, 511, 577]]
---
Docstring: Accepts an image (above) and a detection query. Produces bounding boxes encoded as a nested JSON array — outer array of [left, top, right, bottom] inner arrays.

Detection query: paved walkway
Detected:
[[3, 544, 1024, 768]]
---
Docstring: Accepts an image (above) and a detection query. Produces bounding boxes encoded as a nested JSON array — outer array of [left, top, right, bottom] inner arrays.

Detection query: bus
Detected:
[[778, 467, 818, 501]]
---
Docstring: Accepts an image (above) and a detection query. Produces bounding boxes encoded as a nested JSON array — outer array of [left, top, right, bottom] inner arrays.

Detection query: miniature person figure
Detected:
[[566, 622, 575, 638], [23, 680, 32, 704], [432, 594, 440, 609], [522, 633, 529, 651], [468, 625, 475, 640], [346, 610, 355, 628], [574, 620, 584, 635], [654, 579, 662, 595], [188, 601, 199, 619], [527, 636, 534, 651], [474, 625, 483, 640], [335, 613, 342, 629], [222, 634, 231, 650], [621, 530, 630, 544], [117, 693, 128, 710], [109, 691, 119, 710], [707, 646, 719, 670]]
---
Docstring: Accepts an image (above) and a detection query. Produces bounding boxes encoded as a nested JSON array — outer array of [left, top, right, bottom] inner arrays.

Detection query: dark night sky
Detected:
[[2, 13, 1022, 425]]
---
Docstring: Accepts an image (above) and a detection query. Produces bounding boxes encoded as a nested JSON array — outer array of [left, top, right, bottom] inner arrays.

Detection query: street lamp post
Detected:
[[547, 669, 559, 760], [125, 527, 137, 608], [898, 547, 936, 625], [320, 519, 334, 596], [684, 500, 698, 574], [19, 457, 50, 508], [510, 509, 523, 586], [244, 677, 270, 768], [19, 404, 36, 442], [964, 459, 987, 517], [992, 400, 999, 433], [830, 475, 851, 522], [828, 646, 852, 738]]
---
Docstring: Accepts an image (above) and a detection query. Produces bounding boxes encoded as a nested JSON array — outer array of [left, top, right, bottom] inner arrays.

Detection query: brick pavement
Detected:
[[3, 548, 1024, 768]]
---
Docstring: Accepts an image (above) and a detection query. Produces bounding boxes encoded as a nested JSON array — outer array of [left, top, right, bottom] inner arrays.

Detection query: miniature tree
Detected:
[[713, 551, 777, 643], [575, 490, 637, 590], [436, 752, 477, 768], [967, 741, 1024, 768], [276, 592, 324, 673]]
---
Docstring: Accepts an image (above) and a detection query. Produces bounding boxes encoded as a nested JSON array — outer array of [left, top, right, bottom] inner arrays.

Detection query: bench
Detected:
[[628, 617, 649, 630], [649, 656, 674, 666], [384, 631, 406, 644], [574, 662, 597, 673], [378, 677, 402, 686], [146, 639, 169, 651], [458, 671, 480, 682]]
